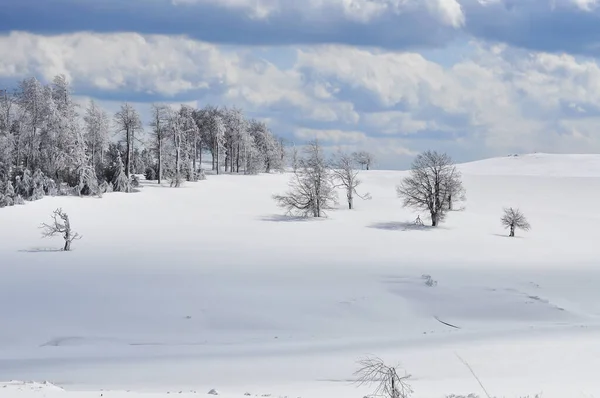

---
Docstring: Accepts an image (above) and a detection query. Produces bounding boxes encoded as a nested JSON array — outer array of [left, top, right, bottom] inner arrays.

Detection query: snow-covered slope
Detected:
[[459, 152, 600, 177], [1, 154, 600, 398]]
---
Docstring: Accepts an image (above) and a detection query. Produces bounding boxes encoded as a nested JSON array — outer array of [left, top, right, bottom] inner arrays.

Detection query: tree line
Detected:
[[0, 75, 286, 206]]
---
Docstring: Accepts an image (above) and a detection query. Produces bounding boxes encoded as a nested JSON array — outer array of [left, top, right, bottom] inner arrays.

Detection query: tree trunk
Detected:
[[125, 127, 131, 177], [158, 138, 162, 184], [510, 225, 515, 237], [236, 142, 240, 173], [348, 192, 353, 210], [192, 139, 197, 177], [64, 239, 71, 251], [448, 194, 453, 210], [431, 212, 438, 227]]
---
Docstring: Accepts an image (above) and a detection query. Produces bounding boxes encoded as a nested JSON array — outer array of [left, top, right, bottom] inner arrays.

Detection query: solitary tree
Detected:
[[501, 207, 531, 237], [354, 356, 413, 398], [40, 208, 81, 251], [396, 150, 464, 227], [273, 140, 337, 217], [331, 151, 371, 210], [353, 151, 375, 170]]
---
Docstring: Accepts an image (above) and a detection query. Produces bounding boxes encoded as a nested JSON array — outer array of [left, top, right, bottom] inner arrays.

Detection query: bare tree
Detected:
[[353, 150, 375, 170], [501, 207, 531, 237], [114, 103, 143, 177], [396, 150, 464, 227], [289, 143, 299, 173], [354, 356, 413, 398], [40, 208, 81, 251], [331, 151, 371, 210], [273, 140, 337, 217], [149, 103, 169, 184]]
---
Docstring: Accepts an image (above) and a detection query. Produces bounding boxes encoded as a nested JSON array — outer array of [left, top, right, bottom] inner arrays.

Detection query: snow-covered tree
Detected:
[[249, 119, 283, 173], [352, 151, 375, 171], [273, 140, 337, 218], [149, 104, 169, 183], [40, 208, 81, 251], [112, 151, 130, 192], [501, 207, 531, 237], [114, 103, 143, 177], [331, 151, 371, 210], [396, 150, 464, 227], [84, 100, 110, 168]]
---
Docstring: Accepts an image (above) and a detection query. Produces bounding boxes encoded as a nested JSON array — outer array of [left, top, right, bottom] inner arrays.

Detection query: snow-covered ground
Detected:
[[1, 153, 600, 398]]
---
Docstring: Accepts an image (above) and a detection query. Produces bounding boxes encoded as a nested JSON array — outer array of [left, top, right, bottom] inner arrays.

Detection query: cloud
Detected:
[[0, 0, 462, 50], [5, 32, 600, 168], [6, 0, 600, 57], [294, 128, 368, 144]]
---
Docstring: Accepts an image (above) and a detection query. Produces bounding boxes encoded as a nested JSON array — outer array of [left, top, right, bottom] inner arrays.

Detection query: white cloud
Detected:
[[5, 32, 600, 167], [172, 0, 465, 26], [294, 128, 367, 143], [570, 0, 599, 11]]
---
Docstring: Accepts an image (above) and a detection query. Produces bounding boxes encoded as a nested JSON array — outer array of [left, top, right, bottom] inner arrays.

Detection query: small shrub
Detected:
[[44, 177, 58, 196], [422, 274, 438, 287], [144, 166, 156, 181], [131, 174, 140, 188]]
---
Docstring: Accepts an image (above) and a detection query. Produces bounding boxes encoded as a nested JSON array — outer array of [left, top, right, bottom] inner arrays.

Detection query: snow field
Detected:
[[1, 153, 600, 397]]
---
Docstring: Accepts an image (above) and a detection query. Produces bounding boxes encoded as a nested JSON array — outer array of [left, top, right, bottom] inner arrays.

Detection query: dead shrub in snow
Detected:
[[421, 274, 438, 287], [40, 208, 82, 251], [354, 356, 413, 398]]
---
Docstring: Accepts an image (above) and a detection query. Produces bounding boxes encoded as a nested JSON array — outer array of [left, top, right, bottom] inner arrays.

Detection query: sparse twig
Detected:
[[354, 356, 413, 398], [455, 353, 492, 398]]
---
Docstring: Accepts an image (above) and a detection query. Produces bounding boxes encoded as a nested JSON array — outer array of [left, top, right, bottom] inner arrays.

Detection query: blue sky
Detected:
[[3, 0, 600, 168]]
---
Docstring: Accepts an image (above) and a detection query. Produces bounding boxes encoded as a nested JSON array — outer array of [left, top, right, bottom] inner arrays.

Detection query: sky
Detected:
[[3, 0, 600, 169]]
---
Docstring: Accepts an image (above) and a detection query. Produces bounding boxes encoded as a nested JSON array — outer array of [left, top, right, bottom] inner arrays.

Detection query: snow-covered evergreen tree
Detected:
[[112, 151, 130, 193]]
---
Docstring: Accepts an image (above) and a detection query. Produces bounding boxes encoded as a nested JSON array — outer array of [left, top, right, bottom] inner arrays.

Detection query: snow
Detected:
[[1, 154, 600, 398]]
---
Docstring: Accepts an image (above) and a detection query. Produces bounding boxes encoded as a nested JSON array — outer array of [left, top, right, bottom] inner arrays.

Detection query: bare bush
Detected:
[[40, 208, 82, 251], [501, 207, 531, 237], [273, 140, 337, 218], [354, 356, 413, 398]]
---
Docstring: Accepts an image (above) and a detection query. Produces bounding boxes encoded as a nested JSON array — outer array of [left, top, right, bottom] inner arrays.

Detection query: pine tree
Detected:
[[112, 151, 130, 193], [32, 168, 45, 200]]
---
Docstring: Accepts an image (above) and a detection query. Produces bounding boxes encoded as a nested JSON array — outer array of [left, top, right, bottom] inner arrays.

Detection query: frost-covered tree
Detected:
[[331, 151, 371, 210], [32, 168, 45, 200], [353, 151, 375, 171], [112, 151, 130, 192], [396, 150, 464, 227], [354, 356, 413, 398], [249, 119, 283, 173], [289, 143, 299, 173], [273, 140, 337, 217], [114, 103, 143, 177], [40, 208, 81, 251], [501, 207, 531, 237], [223, 107, 247, 173], [149, 103, 169, 184], [84, 100, 110, 168]]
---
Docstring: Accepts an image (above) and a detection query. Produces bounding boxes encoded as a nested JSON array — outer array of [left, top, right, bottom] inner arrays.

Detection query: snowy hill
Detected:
[[1, 154, 600, 398], [459, 153, 600, 177]]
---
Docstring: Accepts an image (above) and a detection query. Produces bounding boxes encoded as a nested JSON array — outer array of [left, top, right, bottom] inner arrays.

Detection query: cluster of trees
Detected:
[[273, 140, 372, 217], [275, 147, 530, 237], [0, 75, 286, 208]]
